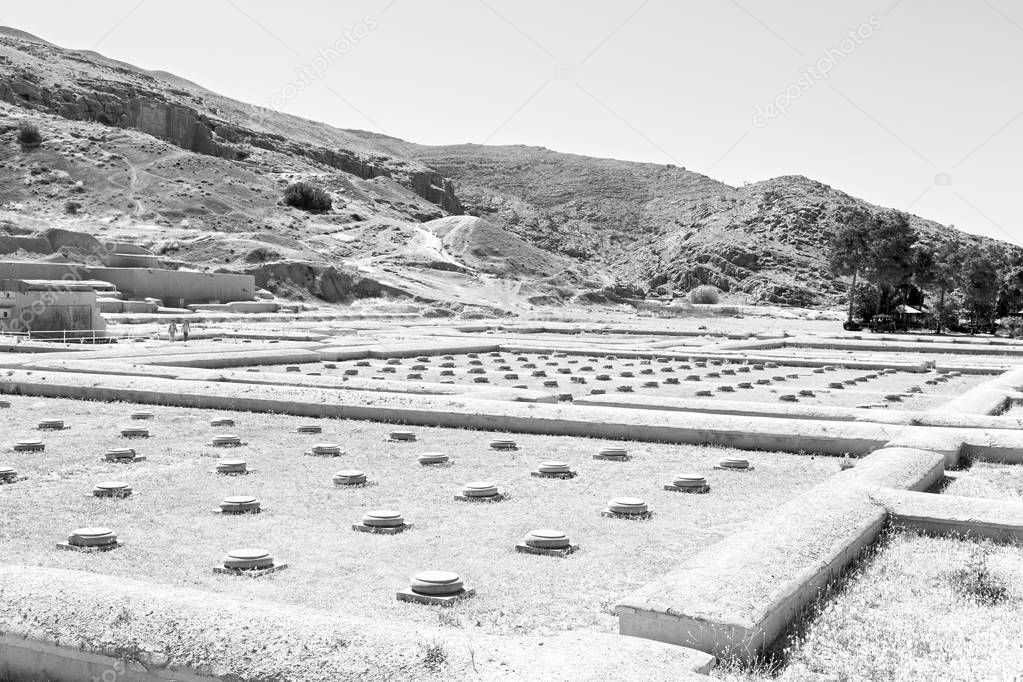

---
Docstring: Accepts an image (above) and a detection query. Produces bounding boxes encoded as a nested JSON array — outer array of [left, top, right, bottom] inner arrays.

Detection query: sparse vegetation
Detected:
[[688, 285, 720, 304], [716, 531, 1023, 681], [419, 641, 448, 671], [63, 200, 82, 215], [283, 181, 332, 212], [17, 120, 42, 147], [950, 546, 1008, 605]]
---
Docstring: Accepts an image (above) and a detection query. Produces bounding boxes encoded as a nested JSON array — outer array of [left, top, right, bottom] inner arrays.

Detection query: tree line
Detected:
[[828, 207, 1023, 333]]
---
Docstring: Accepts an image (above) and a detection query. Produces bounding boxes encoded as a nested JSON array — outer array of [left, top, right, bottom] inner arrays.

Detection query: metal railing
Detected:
[[0, 328, 158, 345]]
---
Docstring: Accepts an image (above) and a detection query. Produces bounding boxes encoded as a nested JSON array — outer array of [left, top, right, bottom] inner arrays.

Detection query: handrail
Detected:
[[0, 328, 157, 345]]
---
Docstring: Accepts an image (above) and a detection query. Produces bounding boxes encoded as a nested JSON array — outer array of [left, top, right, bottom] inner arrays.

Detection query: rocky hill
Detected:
[[0, 26, 1008, 308], [384, 142, 998, 306]]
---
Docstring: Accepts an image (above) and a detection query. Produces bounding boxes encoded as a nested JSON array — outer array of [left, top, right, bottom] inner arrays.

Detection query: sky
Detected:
[[4, 0, 1022, 245]]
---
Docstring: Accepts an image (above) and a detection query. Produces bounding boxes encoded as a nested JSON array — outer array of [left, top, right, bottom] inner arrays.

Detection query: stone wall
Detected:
[[0, 262, 255, 304]]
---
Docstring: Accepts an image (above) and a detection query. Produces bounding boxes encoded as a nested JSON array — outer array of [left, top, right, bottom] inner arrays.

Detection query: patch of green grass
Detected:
[[0, 394, 834, 636]]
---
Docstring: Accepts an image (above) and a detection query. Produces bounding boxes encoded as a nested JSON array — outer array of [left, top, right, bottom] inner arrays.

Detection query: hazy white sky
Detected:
[[4, 1, 1022, 244]]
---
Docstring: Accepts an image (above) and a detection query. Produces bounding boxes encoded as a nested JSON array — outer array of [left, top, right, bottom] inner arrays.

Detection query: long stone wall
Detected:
[[0, 262, 255, 304]]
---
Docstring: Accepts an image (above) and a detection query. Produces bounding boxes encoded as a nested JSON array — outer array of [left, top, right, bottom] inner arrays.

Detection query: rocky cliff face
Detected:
[[0, 33, 461, 214], [1, 68, 245, 160], [243, 260, 406, 303], [300, 146, 461, 214]]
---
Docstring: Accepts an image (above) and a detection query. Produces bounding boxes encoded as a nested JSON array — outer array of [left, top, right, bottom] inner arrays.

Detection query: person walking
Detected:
[[181, 319, 191, 342], [168, 321, 178, 342]]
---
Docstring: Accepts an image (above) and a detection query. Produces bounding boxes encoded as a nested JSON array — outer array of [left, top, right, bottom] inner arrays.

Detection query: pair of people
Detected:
[[167, 320, 192, 342]]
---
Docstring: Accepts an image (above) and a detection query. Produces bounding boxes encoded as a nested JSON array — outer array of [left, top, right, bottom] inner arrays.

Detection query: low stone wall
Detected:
[[145, 348, 322, 368], [932, 387, 1010, 416], [316, 341, 503, 361], [577, 394, 865, 422], [365, 340, 502, 358], [0, 341, 77, 354], [487, 321, 752, 339], [3, 358, 556, 402], [8, 369, 1023, 459], [498, 343, 930, 372], [212, 369, 558, 403], [1, 342, 323, 367], [575, 393, 1023, 431], [0, 635, 212, 682], [617, 447, 946, 662], [0, 369, 896, 454], [787, 336, 1023, 357], [879, 489, 1023, 543], [0, 566, 713, 682]]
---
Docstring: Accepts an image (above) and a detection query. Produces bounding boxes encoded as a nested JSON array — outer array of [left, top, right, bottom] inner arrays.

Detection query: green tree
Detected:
[[851, 280, 881, 322], [996, 249, 1023, 317], [930, 237, 964, 333], [861, 210, 917, 315], [910, 244, 936, 312], [828, 207, 873, 323], [959, 244, 1004, 329]]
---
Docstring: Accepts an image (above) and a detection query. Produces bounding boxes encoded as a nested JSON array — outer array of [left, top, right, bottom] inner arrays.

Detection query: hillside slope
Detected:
[[0, 26, 1008, 308], [389, 143, 993, 305]]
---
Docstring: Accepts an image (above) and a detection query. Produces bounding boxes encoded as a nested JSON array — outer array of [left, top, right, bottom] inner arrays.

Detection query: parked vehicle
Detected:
[[954, 317, 998, 335], [868, 314, 897, 333], [842, 320, 863, 331]]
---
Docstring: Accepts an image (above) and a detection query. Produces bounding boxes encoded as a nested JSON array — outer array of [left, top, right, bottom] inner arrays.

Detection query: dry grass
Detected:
[[943, 460, 1023, 501], [0, 394, 835, 636], [715, 529, 1023, 681]]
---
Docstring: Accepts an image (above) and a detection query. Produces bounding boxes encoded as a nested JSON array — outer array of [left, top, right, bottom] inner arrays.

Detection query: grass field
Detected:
[[716, 530, 1023, 681], [0, 394, 837, 635]]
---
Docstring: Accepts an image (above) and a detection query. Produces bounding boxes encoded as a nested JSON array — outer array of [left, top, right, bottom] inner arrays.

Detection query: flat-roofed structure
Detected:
[[0, 262, 256, 305], [0, 279, 107, 339]]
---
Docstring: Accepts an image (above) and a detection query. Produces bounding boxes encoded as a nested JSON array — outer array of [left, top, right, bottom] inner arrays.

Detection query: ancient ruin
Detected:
[[1, 10, 1020, 680]]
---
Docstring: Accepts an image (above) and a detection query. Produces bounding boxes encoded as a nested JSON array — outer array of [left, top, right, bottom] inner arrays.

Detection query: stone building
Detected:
[[0, 279, 107, 339]]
